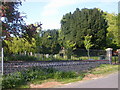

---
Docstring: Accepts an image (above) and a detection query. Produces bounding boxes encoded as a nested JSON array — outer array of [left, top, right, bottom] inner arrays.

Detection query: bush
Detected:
[[2, 67, 79, 89], [2, 72, 25, 89], [53, 71, 78, 79], [4, 55, 37, 61]]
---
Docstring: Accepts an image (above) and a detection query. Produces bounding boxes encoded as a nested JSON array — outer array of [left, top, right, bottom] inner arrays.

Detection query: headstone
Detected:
[[54, 55, 57, 58], [106, 48, 113, 64], [30, 52, 33, 56], [46, 54, 49, 58], [24, 51, 26, 55]]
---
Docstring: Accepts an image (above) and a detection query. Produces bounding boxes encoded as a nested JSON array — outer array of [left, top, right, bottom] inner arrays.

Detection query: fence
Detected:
[[74, 49, 106, 56], [28, 49, 107, 61]]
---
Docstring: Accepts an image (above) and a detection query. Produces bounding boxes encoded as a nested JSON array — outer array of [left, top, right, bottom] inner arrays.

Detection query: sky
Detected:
[[19, 0, 119, 30]]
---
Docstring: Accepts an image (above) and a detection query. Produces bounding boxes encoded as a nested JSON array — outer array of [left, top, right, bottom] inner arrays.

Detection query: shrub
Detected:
[[2, 72, 24, 89], [4, 55, 37, 61], [2, 67, 79, 89]]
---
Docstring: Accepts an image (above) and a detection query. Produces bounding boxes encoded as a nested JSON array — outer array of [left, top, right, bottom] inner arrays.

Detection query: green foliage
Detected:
[[105, 12, 119, 49], [53, 71, 78, 80], [61, 8, 108, 49], [36, 29, 61, 55], [4, 55, 37, 61], [84, 35, 93, 50], [23, 23, 42, 43], [2, 64, 118, 89], [84, 35, 93, 59], [112, 56, 119, 63], [2, 67, 79, 89], [1, 1, 42, 44], [90, 64, 118, 75], [63, 40, 76, 59], [64, 40, 76, 50], [4, 37, 36, 55], [118, 13, 120, 46], [3, 6, 120, 62]]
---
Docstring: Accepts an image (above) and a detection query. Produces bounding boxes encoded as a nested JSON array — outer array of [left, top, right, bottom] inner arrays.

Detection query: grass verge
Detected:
[[89, 64, 119, 75]]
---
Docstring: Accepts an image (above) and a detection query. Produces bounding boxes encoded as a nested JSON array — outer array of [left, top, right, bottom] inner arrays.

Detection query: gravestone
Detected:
[[46, 54, 49, 58], [30, 52, 33, 56], [54, 54, 57, 58], [24, 51, 26, 55]]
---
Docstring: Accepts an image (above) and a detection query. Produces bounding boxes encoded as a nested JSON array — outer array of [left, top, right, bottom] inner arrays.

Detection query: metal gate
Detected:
[[112, 49, 120, 64]]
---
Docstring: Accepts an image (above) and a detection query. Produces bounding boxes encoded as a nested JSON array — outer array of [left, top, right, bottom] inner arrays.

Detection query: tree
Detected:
[[84, 35, 93, 59], [36, 29, 61, 55], [22, 22, 42, 43], [117, 13, 120, 47], [1, 1, 25, 41], [1, 1, 42, 46], [4, 37, 36, 55], [61, 8, 108, 50], [118, 2, 120, 46], [105, 12, 119, 49], [63, 40, 76, 59]]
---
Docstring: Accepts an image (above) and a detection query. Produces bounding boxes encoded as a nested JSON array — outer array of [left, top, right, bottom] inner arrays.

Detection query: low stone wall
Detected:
[[3, 60, 109, 74]]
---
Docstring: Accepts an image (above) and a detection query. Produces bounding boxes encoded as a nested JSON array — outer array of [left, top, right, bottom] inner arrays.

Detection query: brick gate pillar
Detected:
[[106, 48, 113, 64]]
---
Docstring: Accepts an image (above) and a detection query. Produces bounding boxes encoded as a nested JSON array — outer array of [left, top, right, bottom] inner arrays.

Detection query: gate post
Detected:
[[106, 48, 113, 64], [1, 48, 3, 75], [117, 49, 120, 64]]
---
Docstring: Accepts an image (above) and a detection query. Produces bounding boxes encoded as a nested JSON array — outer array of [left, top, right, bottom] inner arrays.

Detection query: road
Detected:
[[55, 72, 119, 88]]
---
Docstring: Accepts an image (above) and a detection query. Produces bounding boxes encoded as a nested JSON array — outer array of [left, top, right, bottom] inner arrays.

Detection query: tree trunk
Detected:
[[87, 49, 90, 60], [67, 49, 72, 59]]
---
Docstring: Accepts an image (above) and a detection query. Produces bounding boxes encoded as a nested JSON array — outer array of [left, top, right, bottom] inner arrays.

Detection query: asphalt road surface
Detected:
[[56, 72, 119, 88]]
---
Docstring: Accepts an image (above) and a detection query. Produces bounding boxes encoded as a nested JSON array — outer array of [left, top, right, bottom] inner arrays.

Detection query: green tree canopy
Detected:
[[1, 1, 42, 45], [105, 12, 119, 49], [84, 35, 93, 59], [61, 8, 108, 49], [36, 29, 61, 55], [4, 37, 36, 55]]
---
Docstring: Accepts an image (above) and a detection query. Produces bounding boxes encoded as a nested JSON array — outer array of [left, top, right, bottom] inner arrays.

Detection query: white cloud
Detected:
[[42, 0, 76, 16], [42, 0, 119, 16], [42, 22, 60, 30], [44, 0, 75, 8], [41, 17, 61, 29]]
